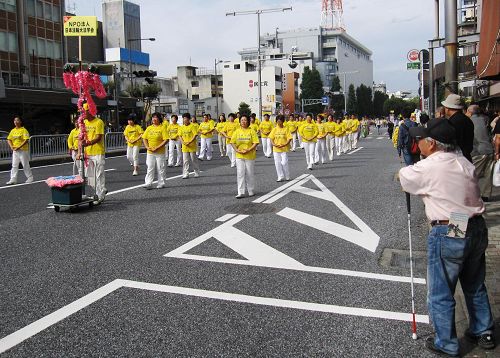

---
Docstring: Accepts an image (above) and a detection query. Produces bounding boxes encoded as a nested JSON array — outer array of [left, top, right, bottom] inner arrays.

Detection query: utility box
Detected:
[[50, 184, 83, 205]]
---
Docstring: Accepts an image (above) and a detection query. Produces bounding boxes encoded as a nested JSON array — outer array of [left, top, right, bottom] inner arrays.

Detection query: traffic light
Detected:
[[63, 63, 114, 75], [420, 50, 429, 70], [132, 70, 157, 84]]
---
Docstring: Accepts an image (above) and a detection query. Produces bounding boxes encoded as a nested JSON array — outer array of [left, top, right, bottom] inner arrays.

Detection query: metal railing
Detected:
[[105, 132, 127, 153], [0, 139, 11, 160], [29, 134, 69, 159]]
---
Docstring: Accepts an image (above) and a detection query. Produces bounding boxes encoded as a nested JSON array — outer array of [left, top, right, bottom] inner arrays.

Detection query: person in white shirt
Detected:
[[399, 118, 495, 357]]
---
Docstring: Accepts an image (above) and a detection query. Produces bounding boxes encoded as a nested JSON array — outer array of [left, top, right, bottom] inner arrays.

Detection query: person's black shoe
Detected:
[[481, 196, 490, 202], [464, 329, 496, 350], [425, 337, 459, 357]]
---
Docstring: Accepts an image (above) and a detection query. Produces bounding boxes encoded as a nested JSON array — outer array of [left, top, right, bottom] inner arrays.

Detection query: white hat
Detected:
[[441, 93, 463, 110]]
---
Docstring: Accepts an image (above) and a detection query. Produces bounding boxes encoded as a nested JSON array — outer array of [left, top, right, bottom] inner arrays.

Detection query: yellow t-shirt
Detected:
[[339, 122, 347, 136], [124, 124, 143, 147], [199, 121, 215, 139], [168, 123, 180, 140], [8, 127, 30, 151], [67, 128, 79, 151], [143, 124, 168, 154], [344, 119, 352, 134], [259, 120, 274, 138], [178, 124, 198, 153], [162, 120, 170, 132], [190, 122, 200, 137], [249, 123, 259, 133], [84, 117, 105, 156], [216, 122, 226, 134], [298, 122, 319, 143], [286, 121, 298, 133], [317, 122, 328, 139], [269, 126, 292, 153], [224, 121, 240, 138], [230, 127, 260, 160], [324, 121, 336, 135], [351, 119, 360, 132]]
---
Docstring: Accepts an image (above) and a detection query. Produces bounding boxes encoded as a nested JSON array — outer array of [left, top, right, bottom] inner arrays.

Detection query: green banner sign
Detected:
[[407, 62, 421, 70]]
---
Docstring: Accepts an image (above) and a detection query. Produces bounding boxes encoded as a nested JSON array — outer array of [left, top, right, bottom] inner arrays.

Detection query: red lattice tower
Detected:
[[321, 0, 345, 30]]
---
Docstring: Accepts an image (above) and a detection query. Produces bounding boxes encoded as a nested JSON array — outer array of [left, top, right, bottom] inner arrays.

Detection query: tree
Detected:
[[126, 83, 161, 123], [355, 84, 373, 117], [300, 66, 324, 114], [329, 75, 344, 115], [346, 84, 356, 115], [373, 91, 389, 117], [382, 95, 418, 117], [238, 102, 251, 117]]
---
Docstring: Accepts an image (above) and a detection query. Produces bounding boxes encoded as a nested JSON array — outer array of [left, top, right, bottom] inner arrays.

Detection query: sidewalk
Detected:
[[454, 188, 500, 357]]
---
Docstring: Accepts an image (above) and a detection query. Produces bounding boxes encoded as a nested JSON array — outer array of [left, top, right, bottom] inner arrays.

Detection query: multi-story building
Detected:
[[239, 27, 373, 95], [373, 82, 387, 94]]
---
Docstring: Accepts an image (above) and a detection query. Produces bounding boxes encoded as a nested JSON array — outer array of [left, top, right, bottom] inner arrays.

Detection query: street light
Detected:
[[214, 59, 224, 118], [226, 7, 292, 121], [335, 70, 359, 114], [127, 37, 156, 88]]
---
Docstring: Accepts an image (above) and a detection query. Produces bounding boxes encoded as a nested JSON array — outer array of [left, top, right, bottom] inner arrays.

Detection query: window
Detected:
[[37, 38, 46, 57], [53, 42, 61, 59], [46, 40, 53, 59], [0, 0, 16, 12], [224, 65, 229, 68], [0, 31, 18, 53], [191, 81, 199, 87], [192, 94, 199, 100], [36, 1, 43, 18], [27, 0, 35, 16], [52, 5, 60, 23], [43, 2, 51, 20], [234, 64, 240, 69]]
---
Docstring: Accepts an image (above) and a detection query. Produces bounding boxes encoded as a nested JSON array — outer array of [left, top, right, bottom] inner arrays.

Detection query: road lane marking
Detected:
[[252, 174, 309, 204], [377, 137, 385, 139], [0, 180, 46, 190], [215, 213, 237, 222], [347, 147, 363, 155], [0, 278, 430, 354]]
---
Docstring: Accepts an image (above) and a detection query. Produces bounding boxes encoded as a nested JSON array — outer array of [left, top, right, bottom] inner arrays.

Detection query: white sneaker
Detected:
[[143, 184, 153, 189], [182, 175, 189, 179], [235, 194, 245, 199], [25, 178, 34, 184], [6, 180, 16, 185], [156, 184, 165, 189], [132, 170, 138, 176], [194, 172, 200, 178], [248, 192, 255, 197], [276, 178, 283, 182]]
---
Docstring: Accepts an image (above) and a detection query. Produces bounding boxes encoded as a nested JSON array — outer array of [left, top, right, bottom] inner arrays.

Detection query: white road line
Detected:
[[377, 137, 385, 140], [347, 147, 363, 155], [0, 278, 430, 354], [215, 213, 237, 222], [252, 174, 310, 204], [106, 172, 187, 196]]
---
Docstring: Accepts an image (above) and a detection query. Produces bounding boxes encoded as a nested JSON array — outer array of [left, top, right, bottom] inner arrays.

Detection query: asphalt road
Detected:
[[0, 131, 440, 357]]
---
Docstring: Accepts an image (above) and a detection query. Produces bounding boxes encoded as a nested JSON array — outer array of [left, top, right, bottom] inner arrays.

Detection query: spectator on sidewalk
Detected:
[[397, 108, 418, 165], [467, 104, 495, 201], [442, 93, 474, 162], [6, 115, 33, 185], [399, 118, 495, 357], [435, 106, 446, 119]]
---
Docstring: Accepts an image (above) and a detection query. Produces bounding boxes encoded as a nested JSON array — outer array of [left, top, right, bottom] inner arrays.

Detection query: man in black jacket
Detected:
[[442, 93, 474, 162]]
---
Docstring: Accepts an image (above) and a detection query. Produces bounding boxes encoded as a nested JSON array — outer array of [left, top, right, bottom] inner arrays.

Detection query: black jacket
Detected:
[[448, 111, 474, 162]]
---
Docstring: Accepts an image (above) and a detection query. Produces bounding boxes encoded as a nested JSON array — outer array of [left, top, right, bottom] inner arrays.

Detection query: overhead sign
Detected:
[[407, 62, 421, 70], [321, 96, 330, 105], [63, 16, 98, 37], [407, 49, 420, 62]]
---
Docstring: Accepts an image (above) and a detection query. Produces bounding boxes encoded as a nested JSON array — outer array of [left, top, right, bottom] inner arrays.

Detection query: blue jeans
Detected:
[[401, 147, 414, 166], [427, 216, 494, 355]]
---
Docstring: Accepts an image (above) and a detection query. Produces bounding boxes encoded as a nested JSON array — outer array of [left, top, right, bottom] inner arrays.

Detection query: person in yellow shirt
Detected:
[[67, 120, 81, 175], [78, 103, 106, 202], [314, 114, 328, 164], [298, 114, 319, 170], [6, 116, 33, 185], [142, 112, 169, 189], [223, 113, 239, 167], [251, 113, 261, 126], [269, 115, 292, 182], [216, 114, 227, 157], [259, 114, 274, 158], [286, 114, 299, 151], [335, 118, 347, 156], [190, 116, 200, 156], [167, 115, 182, 167], [297, 115, 306, 149], [324, 115, 336, 161], [344, 116, 352, 152], [198, 114, 216, 160], [124, 114, 143, 176], [350, 115, 361, 150], [231, 114, 259, 198], [249, 116, 259, 134], [179, 113, 200, 178]]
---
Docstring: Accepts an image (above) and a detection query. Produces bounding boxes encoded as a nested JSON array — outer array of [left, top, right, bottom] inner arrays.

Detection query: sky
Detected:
[[68, 0, 445, 93]]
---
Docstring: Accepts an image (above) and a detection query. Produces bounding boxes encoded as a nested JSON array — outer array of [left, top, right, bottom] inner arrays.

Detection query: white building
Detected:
[[222, 61, 282, 115]]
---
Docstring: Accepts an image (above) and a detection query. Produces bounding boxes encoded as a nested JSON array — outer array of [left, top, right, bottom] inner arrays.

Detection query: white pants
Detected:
[[335, 137, 343, 156], [261, 137, 272, 157], [344, 134, 351, 151], [71, 150, 83, 176], [326, 134, 335, 161], [182, 152, 200, 177], [10, 150, 33, 182], [218, 134, 226, 155], [199, 137, 213, 160], [168, 139, 182, 166], [127, 146, 140, 166], [350, 132, 358, 149], [227, 145, 236, 167], [342, 135, 349, 153], [291, 132, 297, 151], [145, 153, 165, 187], [303, 142, 316, 168], [315, 138, 327, 164], [298, 132, 303, 148], [236, 158, 255, 195], [273, 152, 290, 180], [86, 155, 106, 199]]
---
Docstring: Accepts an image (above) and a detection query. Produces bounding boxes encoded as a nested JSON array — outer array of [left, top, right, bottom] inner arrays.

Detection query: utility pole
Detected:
[[214, 59, 223, 118], [336, 70, 359, 114], [226, 7, 292, 121], [444, 0, 458, 95]]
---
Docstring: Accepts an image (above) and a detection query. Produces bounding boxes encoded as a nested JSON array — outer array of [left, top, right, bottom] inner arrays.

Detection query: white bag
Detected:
[[493, 161, 500, 187]]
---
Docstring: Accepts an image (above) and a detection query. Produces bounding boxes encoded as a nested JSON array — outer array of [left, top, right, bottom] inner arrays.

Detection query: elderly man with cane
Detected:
[[399, 118, 495, 357]]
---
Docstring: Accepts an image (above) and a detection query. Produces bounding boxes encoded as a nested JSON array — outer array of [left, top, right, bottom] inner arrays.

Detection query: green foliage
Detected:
[[373, 91, 389, 117], [300, 66, 324, 114], [355, 84, 373, 117], [329, 75, 345, 115], [126, 83, 161, 100], [346, 84, 356, 115], [238, 102, 251, 117], [382, 95, 418, 116]]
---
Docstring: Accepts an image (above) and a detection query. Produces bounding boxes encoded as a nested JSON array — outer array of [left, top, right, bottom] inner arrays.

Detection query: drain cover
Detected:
[[380, 248, 427, 272], [223, 203, 277, 215]]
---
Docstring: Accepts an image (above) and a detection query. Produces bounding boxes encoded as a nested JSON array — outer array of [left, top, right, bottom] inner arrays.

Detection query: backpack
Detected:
[[401, 123, 420, 155]]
